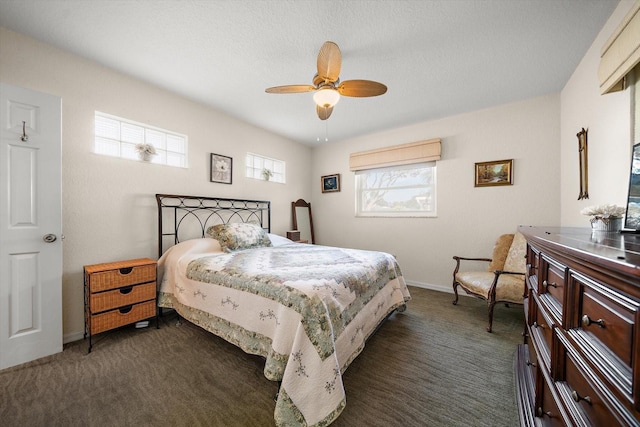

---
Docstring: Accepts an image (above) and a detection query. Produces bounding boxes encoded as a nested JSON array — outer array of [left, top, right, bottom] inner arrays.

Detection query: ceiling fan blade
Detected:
[[337, 80, 387, 97], [316, 104, 333, 120], [265, 85, 315, 94], [317, 41, 341, 83]]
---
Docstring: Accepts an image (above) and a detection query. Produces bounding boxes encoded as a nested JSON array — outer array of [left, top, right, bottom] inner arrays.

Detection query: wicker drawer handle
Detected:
[[581, 315, 605, 328], [119, 267, 133, 275], [119, 286, 133, 295], [542, 280, 557, 288], [571, 390, 592, 405], [119, 305, 133, 314]]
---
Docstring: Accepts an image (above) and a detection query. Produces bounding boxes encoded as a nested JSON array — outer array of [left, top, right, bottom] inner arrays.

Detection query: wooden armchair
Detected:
[[452, 233, 527, 332]]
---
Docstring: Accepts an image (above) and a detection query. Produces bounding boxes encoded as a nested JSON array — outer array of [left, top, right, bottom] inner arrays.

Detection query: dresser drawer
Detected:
[[558, 338, 615, 426], [538, 373, 567, 426], [90, 300, 156, 334], [530, 293, 556, 371], [568, 271, 638, 407], [87, 261, 156, 292], [90, 282, 156, 314], [539, 255, 566, 323], [526, 244, 540, 292], [572, 271, 637, 369]]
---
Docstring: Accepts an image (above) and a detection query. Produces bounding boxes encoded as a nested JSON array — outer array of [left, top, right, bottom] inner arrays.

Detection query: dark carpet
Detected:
[[0, 287, 525, 426]]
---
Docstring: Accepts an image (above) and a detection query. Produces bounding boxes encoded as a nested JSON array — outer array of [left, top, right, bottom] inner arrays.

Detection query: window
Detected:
[[245, 153, 285, 183], [355, 162, 436, 217], [94, 112, 188, 167]]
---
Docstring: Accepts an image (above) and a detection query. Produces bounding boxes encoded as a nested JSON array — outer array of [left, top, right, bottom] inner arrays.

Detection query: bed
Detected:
[[155, 194, 411, 426]]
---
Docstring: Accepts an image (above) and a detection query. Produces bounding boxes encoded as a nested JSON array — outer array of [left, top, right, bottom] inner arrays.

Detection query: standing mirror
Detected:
[[292, 199, 314, 244]]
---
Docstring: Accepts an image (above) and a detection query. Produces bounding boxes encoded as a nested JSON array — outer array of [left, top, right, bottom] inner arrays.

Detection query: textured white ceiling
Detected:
[[0, 0, 619, 145]]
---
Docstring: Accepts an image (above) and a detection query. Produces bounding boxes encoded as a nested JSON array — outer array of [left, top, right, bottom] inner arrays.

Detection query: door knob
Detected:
[[43, 234, 57, 243]]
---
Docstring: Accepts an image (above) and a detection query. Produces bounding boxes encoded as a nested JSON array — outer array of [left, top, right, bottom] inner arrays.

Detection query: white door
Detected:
[[0, 83, 62, 370]]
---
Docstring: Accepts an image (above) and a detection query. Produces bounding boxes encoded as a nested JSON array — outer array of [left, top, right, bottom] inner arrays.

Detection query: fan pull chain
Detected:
[[316, 122, 329, 143]]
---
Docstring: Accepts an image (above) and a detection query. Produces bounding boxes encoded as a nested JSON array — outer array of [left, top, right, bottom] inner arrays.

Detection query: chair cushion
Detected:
[[488, 234, 514, 272], [503, 232, 527, 274], [455, 271, 524, 304]]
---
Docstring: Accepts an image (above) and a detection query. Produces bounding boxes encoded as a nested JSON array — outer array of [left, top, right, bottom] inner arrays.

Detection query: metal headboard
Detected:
[[156, 194, 271, 258]]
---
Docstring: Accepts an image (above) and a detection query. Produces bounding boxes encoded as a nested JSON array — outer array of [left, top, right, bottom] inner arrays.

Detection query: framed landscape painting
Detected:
[[475, 159, 513, 187]]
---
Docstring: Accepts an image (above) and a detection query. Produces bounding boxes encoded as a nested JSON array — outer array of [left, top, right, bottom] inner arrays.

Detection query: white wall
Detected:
[[0, 0, 633, 342], [311, 94, 561, 292], [0, 27, 312, 342], [561, 0, 636, 226]]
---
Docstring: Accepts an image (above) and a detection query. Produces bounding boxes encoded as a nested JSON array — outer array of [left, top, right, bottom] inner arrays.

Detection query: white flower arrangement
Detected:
[[580, 204, 625, 221], [262, 168, 273, 180], [135, 143, 157, 156]]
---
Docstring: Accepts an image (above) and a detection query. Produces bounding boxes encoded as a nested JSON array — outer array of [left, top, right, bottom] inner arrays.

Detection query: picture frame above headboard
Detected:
[[155, 194, 271, 257]]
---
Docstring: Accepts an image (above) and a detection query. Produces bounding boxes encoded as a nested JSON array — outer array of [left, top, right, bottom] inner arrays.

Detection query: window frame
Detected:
[[245, 152, 286, 183], [355, 162, 437, 218], [94, 111, 188, 168]]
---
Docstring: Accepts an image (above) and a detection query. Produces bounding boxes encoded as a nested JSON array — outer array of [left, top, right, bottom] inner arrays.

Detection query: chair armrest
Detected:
[[453, 256, 492, 262], [493, 270, 525, 276], [452, 256, 492, 278]]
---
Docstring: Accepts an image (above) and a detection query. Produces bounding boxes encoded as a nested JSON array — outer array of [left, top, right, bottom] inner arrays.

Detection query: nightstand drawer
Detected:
[[90, 300, 156, 335], [86, 260, 156, 292], [90, 282, 156, 313]]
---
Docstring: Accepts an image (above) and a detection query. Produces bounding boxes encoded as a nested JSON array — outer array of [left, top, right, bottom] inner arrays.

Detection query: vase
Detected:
[[590, 217, 622, 232], [138, 152, 151, 162]]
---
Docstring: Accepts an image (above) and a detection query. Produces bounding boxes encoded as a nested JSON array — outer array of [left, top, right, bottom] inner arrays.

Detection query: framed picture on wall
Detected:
[[210, 153, 232, 184], [321, 174, 340, 193], [623, 142, 640, 232], [475, 159, 513, 187]]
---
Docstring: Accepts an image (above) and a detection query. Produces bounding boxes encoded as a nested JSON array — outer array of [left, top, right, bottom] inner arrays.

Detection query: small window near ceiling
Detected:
[[94, 112, 188, 167], [245, 152, 286, 183], [355, 162, 436, 217]]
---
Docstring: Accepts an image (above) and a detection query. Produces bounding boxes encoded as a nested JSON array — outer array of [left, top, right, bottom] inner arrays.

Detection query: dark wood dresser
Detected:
[[516, 226, 640, 426]]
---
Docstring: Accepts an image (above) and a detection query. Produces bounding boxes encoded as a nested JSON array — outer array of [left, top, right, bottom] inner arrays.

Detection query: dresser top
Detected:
[[518, 226, 640, 280]]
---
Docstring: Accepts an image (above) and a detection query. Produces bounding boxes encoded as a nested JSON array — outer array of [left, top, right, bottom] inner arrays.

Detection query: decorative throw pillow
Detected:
[[503, 232, 527, 274], [206, 222, 272, 252]]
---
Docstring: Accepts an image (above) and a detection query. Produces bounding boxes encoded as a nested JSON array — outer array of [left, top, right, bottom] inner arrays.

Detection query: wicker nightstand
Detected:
[[84, 258, 157, 352]]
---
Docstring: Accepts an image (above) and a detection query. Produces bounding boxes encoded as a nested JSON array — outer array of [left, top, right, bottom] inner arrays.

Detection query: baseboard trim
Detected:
[[64, 331, 85, 344], [405, 280, 473, 297]]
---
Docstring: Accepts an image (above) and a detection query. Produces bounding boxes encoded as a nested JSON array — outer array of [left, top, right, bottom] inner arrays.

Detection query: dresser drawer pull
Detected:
[[536, 407, 552, 417], [119, 286, 133, 295], [542, 280, 557, 288], [532, 321, 546, 329], [119, 305, 133, 314], [526, 360, 537, 368], [571, 390, 592, 405], [581, 315, 605, 328], [119, 267, 133, 275]]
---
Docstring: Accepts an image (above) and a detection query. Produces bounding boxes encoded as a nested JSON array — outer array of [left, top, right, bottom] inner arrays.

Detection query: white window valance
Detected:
[[599, 1, 640, 94], [349, 138, 441, 171]]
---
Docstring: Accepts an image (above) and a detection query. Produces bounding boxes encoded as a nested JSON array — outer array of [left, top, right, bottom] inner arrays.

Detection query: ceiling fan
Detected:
[[265, 41, 387, 120]]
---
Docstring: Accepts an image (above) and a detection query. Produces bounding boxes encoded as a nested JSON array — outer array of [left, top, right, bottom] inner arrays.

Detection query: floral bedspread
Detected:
[[158, 238, 410, 426]]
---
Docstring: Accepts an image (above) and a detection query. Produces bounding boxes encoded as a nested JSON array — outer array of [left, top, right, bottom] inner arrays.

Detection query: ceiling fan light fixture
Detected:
[[313, 88, 340, 108]]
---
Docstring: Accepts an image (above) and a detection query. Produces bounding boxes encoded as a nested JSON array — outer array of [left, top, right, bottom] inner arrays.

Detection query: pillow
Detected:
[[503, 232, 527, 274], [268, 233, 294, 247], [206, 222, 272, 252]]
